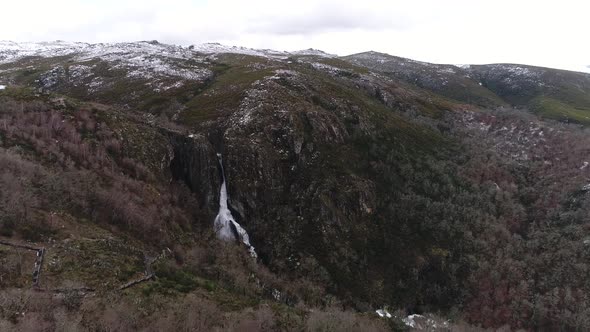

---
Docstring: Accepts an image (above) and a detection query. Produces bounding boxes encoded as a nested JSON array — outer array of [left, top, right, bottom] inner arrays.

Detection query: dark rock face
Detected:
[[168, 132, 221, 211], [160, 68, 386, 304], [154, 55, 474, 310]]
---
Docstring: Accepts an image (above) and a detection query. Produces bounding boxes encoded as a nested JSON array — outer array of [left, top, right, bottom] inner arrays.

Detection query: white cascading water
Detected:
[[214, 153, 257, 258]]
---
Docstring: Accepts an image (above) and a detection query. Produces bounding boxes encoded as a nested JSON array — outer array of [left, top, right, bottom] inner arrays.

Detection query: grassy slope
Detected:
[[341, 52, 508, 108], [470, 64, 590, 124], [530, 96, 590, 125], [343, 54, 590, 127], [181, 55, 276, 125]]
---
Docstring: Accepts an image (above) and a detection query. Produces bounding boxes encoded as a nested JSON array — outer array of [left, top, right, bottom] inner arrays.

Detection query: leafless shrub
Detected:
[[305, 308, 388, 332]]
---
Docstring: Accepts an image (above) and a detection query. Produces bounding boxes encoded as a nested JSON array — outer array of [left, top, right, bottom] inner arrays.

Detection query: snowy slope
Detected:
[[0, 41, 212, 85], [0, 40, 335, 65], [0, 41, 339, 94]]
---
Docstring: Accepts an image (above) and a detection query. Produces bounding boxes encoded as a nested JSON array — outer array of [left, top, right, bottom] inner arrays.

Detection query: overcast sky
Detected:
[[1, 0, 588, 72]]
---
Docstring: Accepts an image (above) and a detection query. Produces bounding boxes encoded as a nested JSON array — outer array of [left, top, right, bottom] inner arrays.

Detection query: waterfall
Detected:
[[214, 153, 257, 258]]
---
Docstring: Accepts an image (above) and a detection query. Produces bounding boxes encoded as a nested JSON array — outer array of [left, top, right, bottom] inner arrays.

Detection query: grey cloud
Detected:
[[246, 6, 412, 35]]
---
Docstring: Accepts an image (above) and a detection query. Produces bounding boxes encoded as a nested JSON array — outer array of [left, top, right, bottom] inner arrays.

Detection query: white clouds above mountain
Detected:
[[1, 0, 588, 72]]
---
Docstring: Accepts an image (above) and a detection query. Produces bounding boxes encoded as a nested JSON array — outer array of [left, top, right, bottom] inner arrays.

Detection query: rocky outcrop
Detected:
[[167, 131, 221, 211]]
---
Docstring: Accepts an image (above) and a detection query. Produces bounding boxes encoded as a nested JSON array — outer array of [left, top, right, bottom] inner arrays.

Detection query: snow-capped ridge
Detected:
[[290, 48, 336, 57], [189, 42, 287, 58], [0, 40, 336, 66]]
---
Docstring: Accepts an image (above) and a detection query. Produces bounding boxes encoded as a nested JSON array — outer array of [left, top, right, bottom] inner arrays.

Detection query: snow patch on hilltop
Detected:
[[0, 40, 89, 63], [190, 43, 335, 59], [190, 42, 287, 58], [0, 41, 333, 84], [290, 48, 336, 58], [0, 41, 218, 91]]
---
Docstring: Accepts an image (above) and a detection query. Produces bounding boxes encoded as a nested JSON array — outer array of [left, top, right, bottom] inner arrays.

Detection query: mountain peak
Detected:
[[290, 48, 336, 57]]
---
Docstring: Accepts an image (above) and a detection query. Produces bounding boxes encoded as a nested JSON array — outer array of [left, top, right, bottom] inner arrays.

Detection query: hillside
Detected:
[[1, 41, 590, 331], [344, 52, 590, 125]]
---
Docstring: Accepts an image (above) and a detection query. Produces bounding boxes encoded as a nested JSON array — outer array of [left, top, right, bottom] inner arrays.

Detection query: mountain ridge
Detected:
[[2, 40, 588, 74]]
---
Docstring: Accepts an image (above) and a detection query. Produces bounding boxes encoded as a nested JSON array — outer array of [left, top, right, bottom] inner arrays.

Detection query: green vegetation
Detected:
[[143, 263, 199, 295], [181, 57, 274, 124], [343, 52, 508, 108], [0, 85, 40, 100], [51, 238, 145, 287], [315, 57, 370, 75], [531, 96, 590, 125]]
